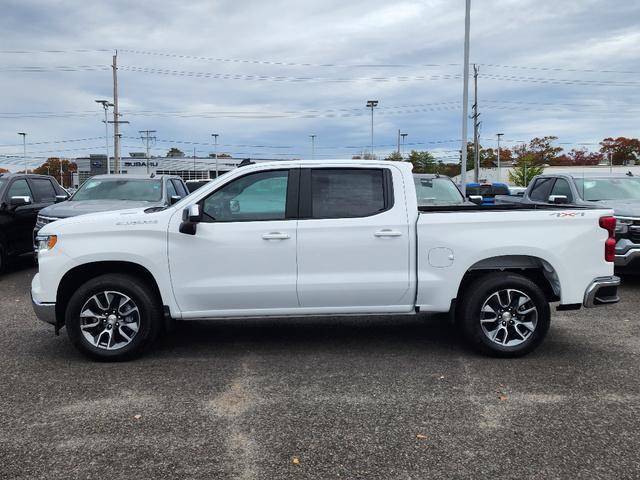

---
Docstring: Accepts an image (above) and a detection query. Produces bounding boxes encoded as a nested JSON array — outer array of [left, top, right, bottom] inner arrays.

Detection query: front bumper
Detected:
[[583, 276, 620, 308], [31, 294, 56, 325]]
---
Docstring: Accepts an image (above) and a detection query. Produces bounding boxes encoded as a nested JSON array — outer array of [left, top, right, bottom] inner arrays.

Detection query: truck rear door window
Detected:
[[529, 178, 554, 201], [310, 169, 388, 218]]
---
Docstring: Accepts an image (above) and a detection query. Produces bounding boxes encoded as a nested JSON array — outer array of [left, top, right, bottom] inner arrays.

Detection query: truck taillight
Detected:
[[599, 216, 616, 262]]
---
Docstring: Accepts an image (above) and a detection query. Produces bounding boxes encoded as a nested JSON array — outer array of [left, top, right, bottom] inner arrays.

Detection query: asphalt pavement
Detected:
[[1, 258, 639, 479]]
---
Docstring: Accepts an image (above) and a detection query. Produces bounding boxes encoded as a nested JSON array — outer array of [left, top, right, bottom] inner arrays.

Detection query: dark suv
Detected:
[[0, 173, 67, 273]]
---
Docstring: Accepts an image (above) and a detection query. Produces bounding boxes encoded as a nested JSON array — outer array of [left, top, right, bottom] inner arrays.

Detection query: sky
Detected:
[[0, 0, 638, 171]]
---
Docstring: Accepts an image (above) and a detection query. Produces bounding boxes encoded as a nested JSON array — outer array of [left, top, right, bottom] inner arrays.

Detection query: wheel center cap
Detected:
[[502, 312, 512, 322], [107, 314, 117, 325]]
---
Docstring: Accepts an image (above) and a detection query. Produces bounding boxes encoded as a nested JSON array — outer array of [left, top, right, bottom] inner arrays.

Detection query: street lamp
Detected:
[[366, 100, 378, 158], [496, 132, 504, 182], [95, 100, 114, 173], [211, 134, 219, 178], [309, 134, 316, 159], [18, 132, 27, 173], [400, 133, 408, 159]]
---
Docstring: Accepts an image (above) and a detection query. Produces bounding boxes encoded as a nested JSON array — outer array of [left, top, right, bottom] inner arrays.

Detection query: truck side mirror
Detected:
[[179, 204, 202, 235], [548, 195, 568, 204], [170, 195, 181, 205], [55, 195, 68, 203], [9, 196, 31, 207], [468, 195, 483, 205]]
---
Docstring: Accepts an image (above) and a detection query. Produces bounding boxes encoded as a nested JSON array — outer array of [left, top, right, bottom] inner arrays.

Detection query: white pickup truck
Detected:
[[31, 160, 620, 360]]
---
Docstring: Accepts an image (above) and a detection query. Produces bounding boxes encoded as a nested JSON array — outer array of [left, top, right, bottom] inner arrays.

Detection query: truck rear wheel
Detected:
[[65, 273, 162, 361], [458, 272, 550, 357]]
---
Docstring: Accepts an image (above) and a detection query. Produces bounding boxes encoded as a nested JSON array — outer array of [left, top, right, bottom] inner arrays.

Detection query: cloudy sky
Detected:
[[0, 0, 638, 171]]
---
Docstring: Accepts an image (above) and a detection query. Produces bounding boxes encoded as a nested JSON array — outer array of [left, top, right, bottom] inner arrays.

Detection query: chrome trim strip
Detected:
[[614, 248, 640, 266]]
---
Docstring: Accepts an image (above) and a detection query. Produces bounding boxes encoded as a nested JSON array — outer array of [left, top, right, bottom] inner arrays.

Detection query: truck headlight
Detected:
[[36, 235, 57, 252], [615, 218, 633, 234]]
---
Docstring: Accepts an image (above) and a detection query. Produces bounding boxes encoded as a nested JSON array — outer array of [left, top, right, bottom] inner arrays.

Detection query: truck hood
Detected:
[[592, 199, 640, 218], [39, 199, 162, 218]]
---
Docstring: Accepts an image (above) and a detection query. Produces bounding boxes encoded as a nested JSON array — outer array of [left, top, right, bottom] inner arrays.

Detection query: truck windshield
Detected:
[[413, 176, 464, 205], [73, 179, 162, 202], [574, 177, 640, 201]]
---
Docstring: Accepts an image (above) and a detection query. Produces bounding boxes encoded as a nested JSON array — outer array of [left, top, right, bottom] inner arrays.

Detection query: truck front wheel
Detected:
[[459, 272, 550, 357], [65, 273, 162, 361]]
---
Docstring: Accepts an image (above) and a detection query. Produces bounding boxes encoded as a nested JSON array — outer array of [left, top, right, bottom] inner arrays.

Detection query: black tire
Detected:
[[458, 272, 550, 357], [65, 273, 162, 361]]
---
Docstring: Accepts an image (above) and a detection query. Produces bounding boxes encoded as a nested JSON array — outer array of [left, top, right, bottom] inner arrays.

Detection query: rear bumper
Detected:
[[614, 248, 640, 267], [31, 294, 57, 325], [583, 276, 620, 308]]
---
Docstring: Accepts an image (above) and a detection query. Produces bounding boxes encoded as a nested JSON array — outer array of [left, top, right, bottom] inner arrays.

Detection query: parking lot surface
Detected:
[[1, 259, 639, 480]]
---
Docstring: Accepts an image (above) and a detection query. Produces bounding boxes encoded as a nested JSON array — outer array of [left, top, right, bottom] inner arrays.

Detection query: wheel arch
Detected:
[[456, 255, 561, 308], [55, 261, 164, 326]]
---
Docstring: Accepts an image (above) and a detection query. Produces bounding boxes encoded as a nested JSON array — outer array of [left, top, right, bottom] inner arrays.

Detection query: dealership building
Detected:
[[73, 152, 282, 185]]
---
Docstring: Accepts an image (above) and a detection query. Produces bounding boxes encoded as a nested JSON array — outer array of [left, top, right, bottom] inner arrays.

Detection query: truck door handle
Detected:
[[374, 229, 403, 238], [262, 232, 291, 240]]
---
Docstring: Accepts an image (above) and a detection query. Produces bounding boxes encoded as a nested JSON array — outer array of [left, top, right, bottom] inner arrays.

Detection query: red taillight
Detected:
[[599, 216, 616, 262]]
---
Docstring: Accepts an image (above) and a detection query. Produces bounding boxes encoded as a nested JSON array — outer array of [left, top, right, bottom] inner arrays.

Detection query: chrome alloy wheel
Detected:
[[79, 291, 140, 350], [479, 289, 538, 347]]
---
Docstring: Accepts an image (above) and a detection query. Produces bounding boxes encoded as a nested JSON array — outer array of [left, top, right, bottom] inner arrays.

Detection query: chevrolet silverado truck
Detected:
[[31, 160, 620, 360], [495, 172, 640, 273]]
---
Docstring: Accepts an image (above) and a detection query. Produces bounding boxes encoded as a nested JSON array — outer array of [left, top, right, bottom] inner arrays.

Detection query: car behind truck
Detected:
[[32, 160, 620, 360]]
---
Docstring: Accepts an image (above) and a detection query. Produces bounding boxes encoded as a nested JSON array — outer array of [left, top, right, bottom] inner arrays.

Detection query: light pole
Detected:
[[459, 0, 471, 196], [211, 134, 219, 178], [18, 132, 27, 173], [496, 132, 504, 182], [400, 133, 408, 159], [366, 100, 378, 158], [310, 134, 316, 159], [95, 100, 114, 173]]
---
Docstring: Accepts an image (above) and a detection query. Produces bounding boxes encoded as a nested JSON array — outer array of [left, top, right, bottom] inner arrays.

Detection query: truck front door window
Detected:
[[202, 170, 288, 222], [549, 178, 573, 202], [529, 178, 554, 202]]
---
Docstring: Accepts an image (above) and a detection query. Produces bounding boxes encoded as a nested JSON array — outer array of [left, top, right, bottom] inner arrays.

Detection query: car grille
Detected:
[[617, 217, 640, 244], [35, 215, 60, 230]]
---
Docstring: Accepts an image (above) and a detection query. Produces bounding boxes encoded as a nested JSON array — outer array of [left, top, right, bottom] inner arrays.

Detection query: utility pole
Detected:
[[397, 129, 401, 154], [112, 52, 120, 173], [366, 100, 378, 159], [60, 158, 64, 188], [496, 132, 504, 182], [18, 132, 27, 173], [310, 134, 316, 159], [211, 134, 219, 177], [460, 0, 471, 196], [472, 64, 480, 183], [95, 100, 114, 172], [139, 130, 157, 174], [193, 147, 197, 178], [401, 133, 408, 159]]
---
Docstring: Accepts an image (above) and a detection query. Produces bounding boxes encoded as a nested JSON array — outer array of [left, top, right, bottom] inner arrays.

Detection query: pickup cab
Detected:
[[31, 160, 620, 360], [495, 172, 640, 273]]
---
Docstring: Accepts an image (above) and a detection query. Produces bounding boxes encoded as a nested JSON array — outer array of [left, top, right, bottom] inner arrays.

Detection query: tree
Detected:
[[166, 147, 185, 158], [599, 137, 640, 165], [384, 151, 403, 161], [0, 167, 9, 174], [33, 158, 77, 186], [508, 154, 544, 187], [407, 150, 436, 173], [513, 136, 562, 166]]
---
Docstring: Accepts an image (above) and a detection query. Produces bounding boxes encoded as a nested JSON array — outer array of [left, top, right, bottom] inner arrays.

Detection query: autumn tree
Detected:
[[508, 154, 544, 187], [33, 158, 77, 186], [0, 167, 9, 174], [599, 137, 640, 165], [513, 136, 562, 166]]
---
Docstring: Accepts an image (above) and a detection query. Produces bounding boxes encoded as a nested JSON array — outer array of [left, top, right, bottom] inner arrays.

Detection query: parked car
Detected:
[[413, 174, 469, 206], [33, 174, 188, 242], [508, 186, 527, 197], [465, 182, 511, 205], [185, 179, 213, 193], [32, 160, 619, 361], [495, 173, 640, 273], [0, 173, 67, 273]]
